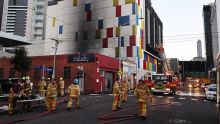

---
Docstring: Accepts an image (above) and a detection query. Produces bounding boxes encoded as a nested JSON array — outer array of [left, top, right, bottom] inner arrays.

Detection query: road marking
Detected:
[[89, 94, 99, 96], [128, 94, 134, 97], [178, 97, 186, 100], [167, 96, 174, 99], [191, 98, 198, 101], [204, 100, 211, 102], [108, 94, 113, 96], [82, 98, 87, 100], [171, 102, 181, 106], [95, 96, 101, 97], [156, 96, 164, 98], [168, 119, 191, 124]]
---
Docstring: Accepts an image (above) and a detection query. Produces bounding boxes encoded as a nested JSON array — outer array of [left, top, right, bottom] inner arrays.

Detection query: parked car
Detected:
[[205, 85, 217, 100]]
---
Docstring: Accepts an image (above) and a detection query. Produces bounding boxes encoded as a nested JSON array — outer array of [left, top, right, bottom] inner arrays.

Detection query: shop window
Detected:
[[99, 70, 104, 77], [9, 68, 16, 78], [75, 32, 78, 41], [47, 67, 53, 79], [0, 68, 4, 78], [64, 67, 71, 79], [34, 68, 41, 79]]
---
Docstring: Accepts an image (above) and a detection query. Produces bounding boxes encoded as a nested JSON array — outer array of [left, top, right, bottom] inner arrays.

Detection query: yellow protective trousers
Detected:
[[122, 90, 127, 102], [47, 97, 57, 111], [39, 90, 46, 97], [138, 102, 147, 117], [8, 98, 15, 115], [60, 88, 64, 97], [112, 95, 120, 110], [67, 96, 79, 109]]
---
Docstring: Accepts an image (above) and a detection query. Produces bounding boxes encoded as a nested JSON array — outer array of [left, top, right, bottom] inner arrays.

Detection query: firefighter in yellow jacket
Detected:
[[121, 77, 128, 102], [8, 80, 19, 115], [38, 77, 46, 97], [46, 79, 57, 111], [112, 77, 121, 111], [135, 78, 152, 120], [59, 77, 65, 97], [67, 78, 80, 110]]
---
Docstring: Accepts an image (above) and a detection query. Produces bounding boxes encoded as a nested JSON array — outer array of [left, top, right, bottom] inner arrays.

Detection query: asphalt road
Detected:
[[0, 86, 219, 124]]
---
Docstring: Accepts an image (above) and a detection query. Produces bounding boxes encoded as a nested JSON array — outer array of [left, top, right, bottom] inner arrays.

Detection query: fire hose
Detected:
[[98, 102, 172, 124]]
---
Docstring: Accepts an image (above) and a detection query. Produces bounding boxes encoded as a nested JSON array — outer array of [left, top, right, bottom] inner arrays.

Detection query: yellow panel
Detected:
[[73, 0, 77, 6], [139, 47, 142, 59], [96, 29, 101, 39], [141, 20, 144, 29], [52, 17, 56, 27], [132, 25, 137, 35], [125, 0, 135, 4], [116, 27, 120, 37], [115, 47, 119, 58], [113, 0, 119, 6], [137, 5, 140, 16], [149, 63, 152, 71]]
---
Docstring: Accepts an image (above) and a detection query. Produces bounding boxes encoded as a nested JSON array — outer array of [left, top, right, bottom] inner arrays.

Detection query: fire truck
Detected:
[[145, 74, 178, 95]]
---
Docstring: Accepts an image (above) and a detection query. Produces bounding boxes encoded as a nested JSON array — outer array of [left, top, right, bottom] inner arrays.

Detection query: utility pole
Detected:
[[51, 38, 62, 79]]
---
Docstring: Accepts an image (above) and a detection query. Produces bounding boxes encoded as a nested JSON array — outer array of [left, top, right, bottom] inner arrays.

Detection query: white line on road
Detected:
[[191, 98, 198, 101], [204, 100, 211, 102], [178, 97, 186, 100], [89, 94, 99, 96], [167, 97, 174, 99], [156, 96, 164, 98], [108, 94, 113, 96], [82, 98, 87, 100]]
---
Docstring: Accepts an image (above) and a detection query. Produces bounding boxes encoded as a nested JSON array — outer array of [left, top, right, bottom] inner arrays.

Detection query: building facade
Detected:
[[203, 4, 214, 71], [40, 0, 163, 79]]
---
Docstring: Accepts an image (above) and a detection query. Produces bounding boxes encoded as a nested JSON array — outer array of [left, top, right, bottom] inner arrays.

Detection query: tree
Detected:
[[11, 47, 32, 77]]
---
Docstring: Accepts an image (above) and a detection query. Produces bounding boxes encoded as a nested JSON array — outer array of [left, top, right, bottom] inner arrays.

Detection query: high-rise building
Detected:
[[0, 0, 47, 40], [40, 0, 163, 77], [203, 4, 214, 71], [197, 40, 202, 57]]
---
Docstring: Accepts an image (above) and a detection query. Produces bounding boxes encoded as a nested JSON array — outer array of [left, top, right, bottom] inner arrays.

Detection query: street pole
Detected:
[[51, 38, 62, 79], [119, 25, 121, 79]]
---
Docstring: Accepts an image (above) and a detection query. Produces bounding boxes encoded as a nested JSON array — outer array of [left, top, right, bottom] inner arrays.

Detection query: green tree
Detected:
[[11, 47, 32, 77]]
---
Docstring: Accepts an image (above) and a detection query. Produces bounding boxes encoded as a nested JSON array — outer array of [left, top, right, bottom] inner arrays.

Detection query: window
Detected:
[[9, 68, 16, 78], [75, 32, 78, 41], [34, 68, 41, 79], [59, 25, 63, 34], [0, 68, 4, 78], [47, 67, 53, 79], [64, 67, 71, 79], [99, 70, 104, 77]]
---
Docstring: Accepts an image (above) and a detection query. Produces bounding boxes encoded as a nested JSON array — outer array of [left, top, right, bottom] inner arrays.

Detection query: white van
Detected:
[[206, 84, 217, 100]]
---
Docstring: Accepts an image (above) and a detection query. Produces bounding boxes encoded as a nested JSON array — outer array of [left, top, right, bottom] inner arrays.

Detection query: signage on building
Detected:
[[68, 54, 96, 63]]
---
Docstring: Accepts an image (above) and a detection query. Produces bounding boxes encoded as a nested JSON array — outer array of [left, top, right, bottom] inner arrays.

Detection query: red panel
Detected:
[[143, 60, 146, 69], [138, 0, 140, 5], [116, 5, 121, 17], [130, 35, 136, 46], [127, 46, 133, 57], [107, 27, 113, 38], [103, 38, 108, 48], [87, 11, 92, 21]]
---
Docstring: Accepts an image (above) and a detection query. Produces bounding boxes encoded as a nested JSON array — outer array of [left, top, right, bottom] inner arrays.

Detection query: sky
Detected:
[[151, 0, 215, 61]]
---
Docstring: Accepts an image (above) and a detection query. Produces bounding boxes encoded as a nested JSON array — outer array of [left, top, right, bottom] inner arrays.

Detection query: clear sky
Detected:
[[152, 0, 215, 61]]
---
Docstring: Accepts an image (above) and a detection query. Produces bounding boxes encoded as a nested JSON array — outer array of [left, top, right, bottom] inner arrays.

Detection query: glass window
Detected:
[[0, 68, 4, 78], [34, 68, 41, 79], [64, 67, 71, 79]]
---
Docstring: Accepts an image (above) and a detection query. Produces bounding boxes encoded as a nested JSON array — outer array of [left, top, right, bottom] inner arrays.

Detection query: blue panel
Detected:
[[98, 19, 103, 29], [59, 25, 63, 34], [138, 58, 140, 69], [132, 3, 136, 14], [118, 16, 130, 26], [136, 15, 139, 25], [121, 37, 124, 47], [136, 47, 139, 57], [144, 52, 147, 60], [85, 3, 91, 12]]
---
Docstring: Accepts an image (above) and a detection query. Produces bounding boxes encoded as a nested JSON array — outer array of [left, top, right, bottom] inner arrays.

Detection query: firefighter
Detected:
[[59, 77, 65, 97], [121, 77, 128, 102], [112, 77, 121, 111], [67, 78, 80, 111], [8, 79, 19, 115], [21, 77, 32, 112], [134, 78, 152, 120], [38, 77, 47, 97], [46, 79, 57, 111]]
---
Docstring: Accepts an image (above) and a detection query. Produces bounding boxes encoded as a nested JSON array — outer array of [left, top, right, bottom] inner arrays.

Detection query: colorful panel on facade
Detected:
[[87, 11, 92, 21], [96, 29, 101, 39], [59, 25, 63, 34], [120, 37, 124, 47], [115, 47, 119, 58], [118, 16, 130, 26], [116, 5, 121, 17], [85, 3, 91, 12], [130, 35, 136, 46], [125, 0, 135, 4], [132, 25, 137, 35], [103, 38, 108, 48], [132, 3, 136, 14], [52, 17, 56, 27], [98, 19, 103, 29], [73, 0, 77, 6], [115, 27, 120, 37], [107, 27, 113, 38], [127, 46, 132, 57], [113, 0, 119, 6]]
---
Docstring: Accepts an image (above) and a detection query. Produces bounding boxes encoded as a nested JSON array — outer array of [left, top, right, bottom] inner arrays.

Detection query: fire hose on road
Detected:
[[98, 102, 172, 124]]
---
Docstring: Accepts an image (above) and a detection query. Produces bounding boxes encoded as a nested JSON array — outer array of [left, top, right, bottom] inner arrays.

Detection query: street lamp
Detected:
[[51, 38, 62, 79]]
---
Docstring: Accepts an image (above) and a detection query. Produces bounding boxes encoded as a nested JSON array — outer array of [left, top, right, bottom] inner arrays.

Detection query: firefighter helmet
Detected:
[[60, 77, 63, 80], [74, 79, 79, 84]]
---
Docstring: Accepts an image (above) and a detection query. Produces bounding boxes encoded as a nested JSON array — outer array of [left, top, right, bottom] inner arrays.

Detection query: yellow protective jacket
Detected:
[[38, 80, 46, 91], [22, 82, 32, 97], [121, 80, 128, 91], [113, 81, 120, 96], [67, 84, 80, 97], [8, 88, 15, 102], [59, 80, 65, 89], [135, 83, 151, 103], [47, 83, 57, 98]]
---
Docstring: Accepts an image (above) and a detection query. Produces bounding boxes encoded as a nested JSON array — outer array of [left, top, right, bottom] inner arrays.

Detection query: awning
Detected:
[[0, 31, 31, 47], [96, 53, 119, 71]]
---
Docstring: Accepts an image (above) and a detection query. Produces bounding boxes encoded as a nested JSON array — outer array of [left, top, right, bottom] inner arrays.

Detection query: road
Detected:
[[0, 85, 219, 124]]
